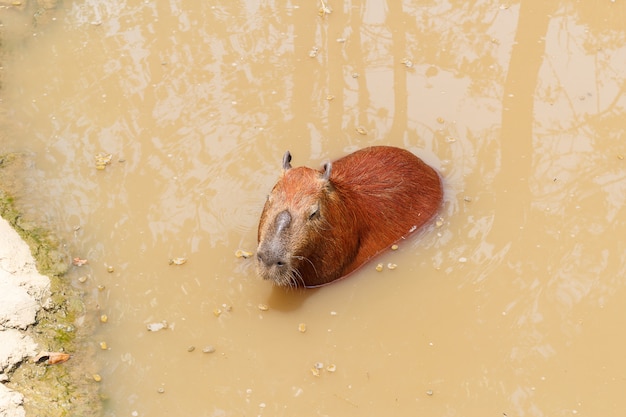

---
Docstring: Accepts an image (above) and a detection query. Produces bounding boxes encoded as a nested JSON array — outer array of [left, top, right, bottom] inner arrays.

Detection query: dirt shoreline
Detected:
[[0, 155, 101, 416], [0, 215, 51, 417]]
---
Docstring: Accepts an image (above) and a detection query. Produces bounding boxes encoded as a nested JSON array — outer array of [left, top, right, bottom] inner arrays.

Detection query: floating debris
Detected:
[[458, 257, 468, 263], [213, 308, 222, 317], [106, 265, 114, 273], [157, 387, 165, 394], [187, 346, 195, 353], [400, 57, 414, 68], [72, 257, 88, 266], [436, 117, 445, 124], [97, 285, 106, 291], [435, 217, 444, 228], [95, 153, 113, 170], [99, 341, 108, 350], [257, 303, 269, 311], [310, 362, 336, 376], [375, 263, 383, 272], [308, 46, 319, 58], [298, 323, 307, 333], [355, 126, 367, 135], [78, 275, 88, 283], [169, 257, 187, 265], [391, 244, 399, 250], [387, 263, 397, 270], [203, 345, 216, 354], [235, 249, 252, 259], [147, 321, 168, 332], [100, 314, 108, 323], [318, 0, 332, 16], [463, 196, 473, 202], [34, 351, 71, 365], [326, 95, 335, 101], [92, 374, 102, 382]]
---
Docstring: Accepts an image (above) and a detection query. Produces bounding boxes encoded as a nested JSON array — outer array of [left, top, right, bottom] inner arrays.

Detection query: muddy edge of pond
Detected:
[[0, 153, 102, 417]]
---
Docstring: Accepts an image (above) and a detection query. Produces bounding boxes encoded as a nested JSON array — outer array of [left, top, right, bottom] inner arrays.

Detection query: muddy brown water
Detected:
[[1, 1, 626, 416]]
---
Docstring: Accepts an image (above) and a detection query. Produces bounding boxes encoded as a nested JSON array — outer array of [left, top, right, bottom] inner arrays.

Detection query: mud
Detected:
[[1, 1, 625, 416]]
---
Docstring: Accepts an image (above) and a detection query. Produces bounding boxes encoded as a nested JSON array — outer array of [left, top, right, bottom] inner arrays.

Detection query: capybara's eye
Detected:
[[308, 205, 320, 220]]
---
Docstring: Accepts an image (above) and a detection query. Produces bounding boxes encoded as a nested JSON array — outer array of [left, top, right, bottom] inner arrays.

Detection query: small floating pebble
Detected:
[[213, 308, 222, 317], [356, 126, 367, 135], [310, 367, 320, 377], [375, 263, 383, 272], [258, 303, 269, 311], [187, 346, 195, 352], [202, 345, 216, 354], [435, 218, 444, 228], [426, 389, 433, 396], [99, 341, 108, 350], [387, 263, 397, 270], [326, 364, 337, 372], [106, 265, 114, 273], [314, 362, 324, 369], [78, 275, 88, 283], [464, 196, 472, 202], [97, 285, 105, 291], [298, 323, 307, 333], [92, 374, 102, 382], [391, 244, 399, 250], [157, 387, 165, 394], [99, 315, 108, 323], [326, 95, 335, 101], [458, 257, 468, 263]]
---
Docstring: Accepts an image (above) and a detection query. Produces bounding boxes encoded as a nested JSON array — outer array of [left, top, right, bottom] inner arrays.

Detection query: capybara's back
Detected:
[[256, 146, 443, 287]]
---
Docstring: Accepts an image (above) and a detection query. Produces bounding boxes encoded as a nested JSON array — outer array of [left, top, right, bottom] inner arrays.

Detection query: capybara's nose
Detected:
[[256, 250, 285, 268]]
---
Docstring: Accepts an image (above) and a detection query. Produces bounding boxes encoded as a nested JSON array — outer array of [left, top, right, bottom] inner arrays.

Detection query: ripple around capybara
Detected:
[[256, 146, 443, 288]]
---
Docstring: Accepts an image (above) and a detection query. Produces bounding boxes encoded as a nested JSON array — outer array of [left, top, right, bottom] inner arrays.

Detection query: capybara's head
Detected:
[[256, 151, 336, 287]]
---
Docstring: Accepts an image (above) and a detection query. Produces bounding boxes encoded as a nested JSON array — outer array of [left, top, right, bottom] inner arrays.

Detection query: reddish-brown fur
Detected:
[[256, 146, 443, 287]]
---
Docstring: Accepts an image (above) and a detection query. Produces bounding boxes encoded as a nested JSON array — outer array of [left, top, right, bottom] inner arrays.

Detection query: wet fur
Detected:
[[256, 146, 443, 287]]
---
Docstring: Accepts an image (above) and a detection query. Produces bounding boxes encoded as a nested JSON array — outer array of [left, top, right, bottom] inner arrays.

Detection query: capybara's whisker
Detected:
[[255, 146, 443, 288]]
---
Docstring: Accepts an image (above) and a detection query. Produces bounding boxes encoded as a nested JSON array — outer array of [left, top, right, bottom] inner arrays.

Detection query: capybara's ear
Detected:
[[282, 151, 292, 170], [322, 161, 332, 181]]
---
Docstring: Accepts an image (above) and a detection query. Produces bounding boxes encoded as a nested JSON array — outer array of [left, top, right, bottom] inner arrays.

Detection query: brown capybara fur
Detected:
[[256, 146, 443, 288]]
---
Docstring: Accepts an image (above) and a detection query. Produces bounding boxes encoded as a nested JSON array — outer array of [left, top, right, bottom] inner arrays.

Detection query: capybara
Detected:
[[256, 146, 443, 287]]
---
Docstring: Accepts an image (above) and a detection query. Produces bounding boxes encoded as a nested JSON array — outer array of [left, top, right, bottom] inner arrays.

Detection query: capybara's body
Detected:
[[256, 146, 443, 287]]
